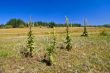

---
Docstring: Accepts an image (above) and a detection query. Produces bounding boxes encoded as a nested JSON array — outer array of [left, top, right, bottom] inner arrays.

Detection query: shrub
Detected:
[[6, 18, 26, 28], [19, 24, 25, 28], [5, 25, 13, 28]]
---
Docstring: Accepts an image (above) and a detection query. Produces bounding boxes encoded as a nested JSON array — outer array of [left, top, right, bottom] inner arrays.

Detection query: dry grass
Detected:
[[0, 27, 110, 73], [0, 27, 110, 37]]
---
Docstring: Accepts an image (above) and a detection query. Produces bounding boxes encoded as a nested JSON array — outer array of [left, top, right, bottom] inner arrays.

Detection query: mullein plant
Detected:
[[52, 27, 56, 49], [65, 16, 72, 51], [26, 16, 34, 57], [81, 18, 88, 37], [42, 27, 56, 66]]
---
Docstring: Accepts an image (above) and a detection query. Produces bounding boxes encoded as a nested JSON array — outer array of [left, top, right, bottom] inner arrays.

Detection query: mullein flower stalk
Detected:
[[65, 16, 72, 51], [43, 27, 56, 66], [81, 18, 88, 37], [26, 16, 34, 57]]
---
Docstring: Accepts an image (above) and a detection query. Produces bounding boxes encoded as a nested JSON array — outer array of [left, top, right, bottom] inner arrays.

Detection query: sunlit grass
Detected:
[[0, 27, 110, 73]]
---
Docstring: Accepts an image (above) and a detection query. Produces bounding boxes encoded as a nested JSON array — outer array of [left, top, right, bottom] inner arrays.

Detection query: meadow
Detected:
[[0, 27, 110, 73]]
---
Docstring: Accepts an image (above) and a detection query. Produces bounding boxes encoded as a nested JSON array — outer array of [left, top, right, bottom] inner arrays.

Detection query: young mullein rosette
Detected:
[[65, 16, 72, 51]]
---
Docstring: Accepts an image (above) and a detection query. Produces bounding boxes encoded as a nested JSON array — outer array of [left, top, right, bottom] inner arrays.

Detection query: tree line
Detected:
[[0, 18, 81, 28], [0, 18, 110, 28]]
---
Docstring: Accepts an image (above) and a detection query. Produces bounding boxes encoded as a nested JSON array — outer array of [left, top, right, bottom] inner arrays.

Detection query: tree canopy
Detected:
[[0, 18, 88, 28], [6, 18, 26, 28]]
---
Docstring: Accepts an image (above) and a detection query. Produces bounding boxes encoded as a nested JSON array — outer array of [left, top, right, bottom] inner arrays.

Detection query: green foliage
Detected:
[[21, 17, 34, 58], [26, 29, 34, 57], [6, 18, 26, 28], [48, 22, 56, 28], [0, 51, 8, 57], [0, 49, 13, 57], [34, 21, 56, 28], [2, 18, 82, 28], [4, 25, 13, 28], [0, 24, 5, 28], [33, 21, 81, 27], [42, 27, 56, 66], [52, 27, 56, 49], [100, 30, 109, 36], [34, 21, 48, 27], [19, 24, 25, 28], [81, 18, 88, 37], [65, 16, 72, 51], [103, 24, 110, 27], [70, 23, 81, 27]]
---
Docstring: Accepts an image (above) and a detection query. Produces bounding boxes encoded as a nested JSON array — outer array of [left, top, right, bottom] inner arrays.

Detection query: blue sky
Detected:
[[0, 0, 110, 25]]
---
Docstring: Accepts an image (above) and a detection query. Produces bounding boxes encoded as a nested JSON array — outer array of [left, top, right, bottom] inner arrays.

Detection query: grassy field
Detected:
[[0, 27, 110, 73]]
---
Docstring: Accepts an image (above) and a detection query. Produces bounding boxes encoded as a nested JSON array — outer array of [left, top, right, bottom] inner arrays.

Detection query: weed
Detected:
[[21, 16, 34, 58], [65, 16, 72, 51], [42, 27, 56, 66], [100, 30, 108, 36], [81, 18, 88, 37]]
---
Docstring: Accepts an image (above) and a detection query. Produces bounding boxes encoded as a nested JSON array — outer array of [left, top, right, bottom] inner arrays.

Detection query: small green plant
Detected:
[[100, 30, 108, 36], [21, 16, 34, 58], [52, 27, 56, 49], [27, 16, 34, 57], [0, 50, 8, 57], [42, 27, 56, 66], [65, 16, 72, 51], [81, 18, 88, 37]]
